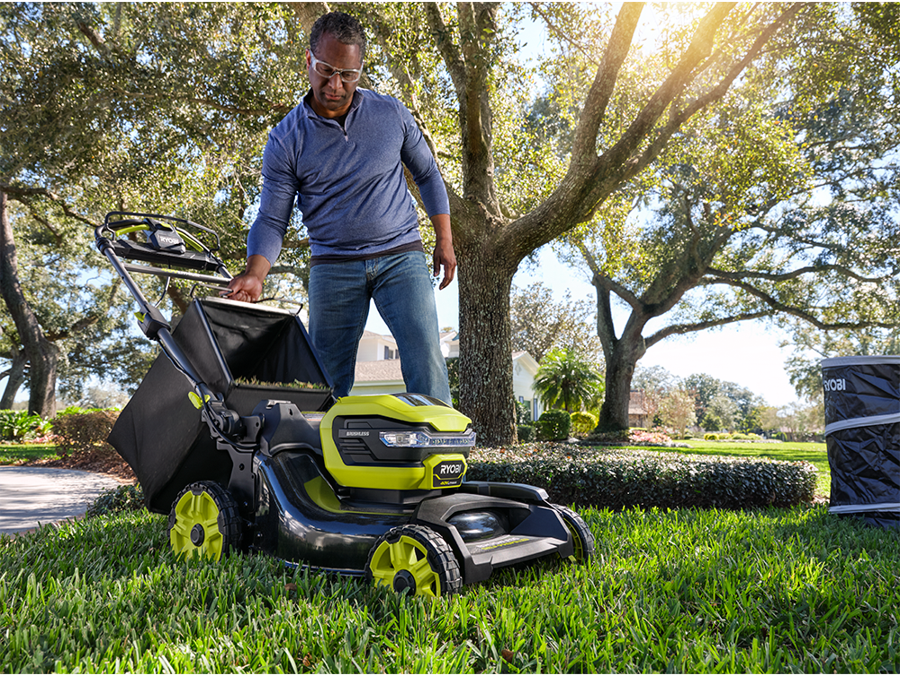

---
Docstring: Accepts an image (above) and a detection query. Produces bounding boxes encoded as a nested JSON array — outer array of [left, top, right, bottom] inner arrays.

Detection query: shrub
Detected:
[[570, 411, 598, 435], [536, 410, 571, 441], [704, 433, 719, 441], [53, 409, 119, 457], [515, 399, 532, 425], [517, 424, 536, 443], [86, 484, 145, 518], [467, 443, 817, 510], [0, 410, 50, 442]]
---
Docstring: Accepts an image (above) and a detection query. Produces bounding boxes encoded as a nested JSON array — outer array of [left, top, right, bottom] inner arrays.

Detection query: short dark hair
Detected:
[[310, 12, 367, 64]]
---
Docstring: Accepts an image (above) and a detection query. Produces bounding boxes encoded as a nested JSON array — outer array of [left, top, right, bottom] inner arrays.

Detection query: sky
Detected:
[[363, 246, 804, 408]]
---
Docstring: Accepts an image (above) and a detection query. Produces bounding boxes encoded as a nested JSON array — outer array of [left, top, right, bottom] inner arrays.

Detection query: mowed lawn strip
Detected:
[[2, 502, 898, 673], [0, 443, 60, 465]]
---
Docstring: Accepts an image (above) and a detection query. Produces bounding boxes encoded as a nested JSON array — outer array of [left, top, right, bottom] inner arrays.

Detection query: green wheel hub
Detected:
[[168, 482, 241, 561], [366, 525, 461, 597], [553, 504, 596, 563]]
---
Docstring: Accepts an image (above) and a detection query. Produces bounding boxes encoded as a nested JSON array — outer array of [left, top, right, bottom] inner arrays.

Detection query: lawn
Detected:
[[2, 502, 898, 672], [0, 443, 60, 465]]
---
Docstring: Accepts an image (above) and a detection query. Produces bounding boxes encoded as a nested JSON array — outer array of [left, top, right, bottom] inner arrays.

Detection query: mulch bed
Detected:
[[26, 449, 137, 484]]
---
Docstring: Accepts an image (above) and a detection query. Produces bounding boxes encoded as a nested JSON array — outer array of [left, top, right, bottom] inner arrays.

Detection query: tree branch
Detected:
[[713, 277, 900, 330], [707, 264, 894, 284], [530, 3, 600, 65], [645, 310, 774, 348], [569, 2, 644, 169], [0, 182, 96, 228]]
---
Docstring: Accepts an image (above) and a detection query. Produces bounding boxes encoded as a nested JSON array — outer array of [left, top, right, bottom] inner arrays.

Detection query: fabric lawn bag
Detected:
[[108, 297, 333, 513], [822, 355, 900, 529]]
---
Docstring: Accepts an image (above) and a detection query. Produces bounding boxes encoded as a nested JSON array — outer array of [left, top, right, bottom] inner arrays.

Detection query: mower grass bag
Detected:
[[822, 355, 900, 529], [109, 297, 333, 513]]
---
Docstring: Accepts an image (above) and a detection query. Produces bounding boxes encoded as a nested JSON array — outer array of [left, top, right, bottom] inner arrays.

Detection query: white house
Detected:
[[350, 330, 544, 421]]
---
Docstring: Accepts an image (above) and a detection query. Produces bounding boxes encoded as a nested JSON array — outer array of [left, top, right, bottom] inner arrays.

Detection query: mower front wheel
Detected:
[[168, 481, 242, 561], [366, 524, 462, 597], [552, 504, 596, 562]]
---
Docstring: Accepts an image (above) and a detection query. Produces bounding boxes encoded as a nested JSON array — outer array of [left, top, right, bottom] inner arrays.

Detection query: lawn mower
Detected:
[[96, 212, 595, 596]]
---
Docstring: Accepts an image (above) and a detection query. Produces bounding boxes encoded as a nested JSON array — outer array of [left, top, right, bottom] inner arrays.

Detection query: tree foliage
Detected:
[[0, 3, 312, 410], [0, 2, 829, 442], [509, 282, 601, 363], [564, 3, 900, 430], [658, 389, 697, 439]]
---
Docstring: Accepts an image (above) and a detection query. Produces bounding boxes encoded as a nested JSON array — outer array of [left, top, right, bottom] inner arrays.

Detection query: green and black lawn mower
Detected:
[[97, 212, 595, 597]]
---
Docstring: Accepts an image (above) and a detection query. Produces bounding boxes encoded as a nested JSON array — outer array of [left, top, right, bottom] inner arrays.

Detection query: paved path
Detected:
[[0, 467, 122, 535]]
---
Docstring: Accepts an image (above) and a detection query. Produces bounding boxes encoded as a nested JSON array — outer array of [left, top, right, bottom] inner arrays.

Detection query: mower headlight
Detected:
[[380, 430, 477, 448]]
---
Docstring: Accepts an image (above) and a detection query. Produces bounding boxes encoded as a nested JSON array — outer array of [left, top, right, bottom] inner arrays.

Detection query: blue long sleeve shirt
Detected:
[[247, 88, 450, 262]]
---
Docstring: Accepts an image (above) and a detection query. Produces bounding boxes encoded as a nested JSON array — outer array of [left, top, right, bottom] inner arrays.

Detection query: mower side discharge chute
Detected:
[[97, 211, 595, 596]]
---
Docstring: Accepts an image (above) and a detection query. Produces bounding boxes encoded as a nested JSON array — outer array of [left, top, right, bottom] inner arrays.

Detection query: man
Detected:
[[227, 11, 455, 403]]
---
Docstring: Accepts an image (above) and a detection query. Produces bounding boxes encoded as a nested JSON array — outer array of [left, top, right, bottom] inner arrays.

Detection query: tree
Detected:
[[0, 192, 58, 416], [345, 2, 807, 444], [2, 3, 807, 440], [532, 348, 603, 413], [631, 364, 679, 427], [658, 389, 697, 439], [0, 3, 310, 410], [569, 3, 900, 430], [683, 373, 762, 432], [510, 282, 601, 362], [781, 320, 900, 402]]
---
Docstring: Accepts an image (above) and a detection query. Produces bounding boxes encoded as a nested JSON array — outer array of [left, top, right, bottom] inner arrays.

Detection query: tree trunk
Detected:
[[0, 347, 27, 409], [596, 339, 646, 431], [0, 191, 59, 417], [456, 239, 517, 447]]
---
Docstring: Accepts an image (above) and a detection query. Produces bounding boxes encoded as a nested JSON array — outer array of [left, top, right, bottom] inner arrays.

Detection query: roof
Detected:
[[354, 359, 404, 383], [361, 330, 396, 342]]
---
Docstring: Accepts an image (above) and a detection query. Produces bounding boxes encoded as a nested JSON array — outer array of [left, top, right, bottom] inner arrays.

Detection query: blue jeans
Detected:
[[308, 251, 452, 403]]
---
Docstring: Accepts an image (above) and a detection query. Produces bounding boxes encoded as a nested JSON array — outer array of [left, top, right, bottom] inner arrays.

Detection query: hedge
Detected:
[[467, 443, 817, 510], [53, 409, 119, 457]]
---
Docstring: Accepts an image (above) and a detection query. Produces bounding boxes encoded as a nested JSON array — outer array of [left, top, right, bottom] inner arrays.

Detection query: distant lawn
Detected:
[[0, 443, 60, 465], [665, 440, 831, 497]]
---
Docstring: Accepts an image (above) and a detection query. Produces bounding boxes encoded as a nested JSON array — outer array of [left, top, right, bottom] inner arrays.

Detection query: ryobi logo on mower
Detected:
[[432, 460, 465, 488]]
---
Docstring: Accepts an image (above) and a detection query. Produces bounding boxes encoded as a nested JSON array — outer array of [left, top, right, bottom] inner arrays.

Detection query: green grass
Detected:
[[0, 443, 60, 465], [2, 504, 899, 673]]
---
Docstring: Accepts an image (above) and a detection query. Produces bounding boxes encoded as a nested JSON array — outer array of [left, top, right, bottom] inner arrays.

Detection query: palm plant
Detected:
[[532, 348, 604, 413]]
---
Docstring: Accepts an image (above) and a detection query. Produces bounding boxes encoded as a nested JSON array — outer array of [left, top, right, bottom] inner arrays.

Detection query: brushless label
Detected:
[[469, 535, 530, 553]]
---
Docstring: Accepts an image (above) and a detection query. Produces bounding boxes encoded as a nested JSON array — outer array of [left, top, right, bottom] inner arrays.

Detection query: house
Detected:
[[628, 390, 649, 428], [350, 330, 544, 420]]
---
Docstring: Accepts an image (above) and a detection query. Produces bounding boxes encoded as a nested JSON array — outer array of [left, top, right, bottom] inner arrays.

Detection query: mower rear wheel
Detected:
[[366, 524, 462, 597], [553, 504, 595, 562], [168, 481, 242, 561]]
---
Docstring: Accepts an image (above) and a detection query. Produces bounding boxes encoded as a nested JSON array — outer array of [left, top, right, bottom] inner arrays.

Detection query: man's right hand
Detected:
[[225, 254, 271, 303]]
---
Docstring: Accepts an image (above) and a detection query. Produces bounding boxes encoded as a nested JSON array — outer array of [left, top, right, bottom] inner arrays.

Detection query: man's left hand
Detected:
[[430, 214, 456, 290]]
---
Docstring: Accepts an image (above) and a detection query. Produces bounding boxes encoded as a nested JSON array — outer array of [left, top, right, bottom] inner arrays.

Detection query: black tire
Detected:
[[552, 504, 595, 562], [366, 524, 462, 597], [168, 481, 243, 561]]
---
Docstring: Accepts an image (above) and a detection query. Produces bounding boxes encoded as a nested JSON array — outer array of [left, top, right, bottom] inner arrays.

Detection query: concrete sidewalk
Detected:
[[0, 466, 122, 535]]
